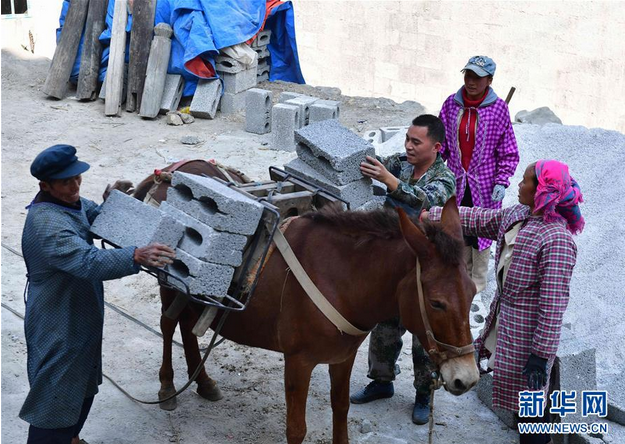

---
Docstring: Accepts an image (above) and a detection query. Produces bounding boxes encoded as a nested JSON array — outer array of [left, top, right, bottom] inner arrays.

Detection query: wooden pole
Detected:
[[77, 0, 108, 100], [105, 0, 129, 116], [42, 0, 89, 99], [139, 23, 173, 118], [505, 86, 516, 105], [126, 0, 157, 112]]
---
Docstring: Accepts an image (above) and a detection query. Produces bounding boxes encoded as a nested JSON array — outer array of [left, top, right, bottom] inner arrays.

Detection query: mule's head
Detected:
[[396, 197, 479, 396]]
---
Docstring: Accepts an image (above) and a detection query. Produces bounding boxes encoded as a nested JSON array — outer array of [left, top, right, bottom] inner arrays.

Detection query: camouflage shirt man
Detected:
[[356, 115, 456, 425]]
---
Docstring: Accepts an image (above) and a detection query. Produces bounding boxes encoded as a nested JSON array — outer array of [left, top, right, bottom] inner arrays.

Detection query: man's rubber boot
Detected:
[[350, 381, 394, 404], [412, 392, 431, 425]]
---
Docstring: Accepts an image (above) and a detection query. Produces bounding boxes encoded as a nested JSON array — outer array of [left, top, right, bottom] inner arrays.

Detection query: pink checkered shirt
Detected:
[[431, 204, 577, 411], [439, 88, 520, 250]]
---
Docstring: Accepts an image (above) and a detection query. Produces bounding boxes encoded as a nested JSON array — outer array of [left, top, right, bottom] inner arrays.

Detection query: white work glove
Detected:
[[491, 184, 506, 202]]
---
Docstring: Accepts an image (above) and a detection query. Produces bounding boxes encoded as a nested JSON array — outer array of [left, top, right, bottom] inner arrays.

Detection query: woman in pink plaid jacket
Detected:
[[427, 160, 584, 444]]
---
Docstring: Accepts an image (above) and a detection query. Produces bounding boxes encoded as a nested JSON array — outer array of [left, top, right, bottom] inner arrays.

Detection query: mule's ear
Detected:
[[397, 208, 430, 258], [440, 196, 463, 240]]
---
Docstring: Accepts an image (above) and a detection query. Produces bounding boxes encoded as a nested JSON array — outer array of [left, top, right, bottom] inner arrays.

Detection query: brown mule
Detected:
[[136, 163, 478, 443]]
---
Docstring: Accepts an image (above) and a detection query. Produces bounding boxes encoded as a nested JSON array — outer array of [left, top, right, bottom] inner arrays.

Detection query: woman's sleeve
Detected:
[[532, 233, 577, 359], [430, 205, 504, 240]]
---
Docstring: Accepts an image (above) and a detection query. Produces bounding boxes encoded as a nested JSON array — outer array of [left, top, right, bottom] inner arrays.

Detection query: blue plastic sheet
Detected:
[[58, 0, 304, 96]]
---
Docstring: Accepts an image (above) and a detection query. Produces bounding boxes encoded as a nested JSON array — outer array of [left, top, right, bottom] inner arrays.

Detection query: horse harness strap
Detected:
[[272, 229, 369, 336], [416, 258, 475, 363]]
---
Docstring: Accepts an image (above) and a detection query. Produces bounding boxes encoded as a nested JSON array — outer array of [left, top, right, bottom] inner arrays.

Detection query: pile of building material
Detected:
[[251, 30, 272, 82], [90, 174, 264, 297], [282, 119, 374, 209]]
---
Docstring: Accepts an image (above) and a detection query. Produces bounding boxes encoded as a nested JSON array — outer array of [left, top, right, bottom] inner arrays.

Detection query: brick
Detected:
[[257, 58, 270, 76], [159, 74, 184, 114], [166, 172, 264, 235], [355, 196, 386, 211], [257, 72, 269, 83], [221, 66, 257, 94], [245, 88, 272, 134], [214, 55, 256, 74], [279, 91, 305, 103], [190, 78, 222, 119], [285, 96, 318, 127], [284, 158, 373, 208], [309, 103, 339, 123], [380, 126, 409, 142], [166, 248, 234, 297], [251, 29, 271, 48], [219, 91, 246, 115], [295, 119, 375, 183], [271, 103, 299, 152], [254, 45, 270, 59], [90, 190, 184, 249], [160, 202, 248, 267], [362, 129, 383, 145]]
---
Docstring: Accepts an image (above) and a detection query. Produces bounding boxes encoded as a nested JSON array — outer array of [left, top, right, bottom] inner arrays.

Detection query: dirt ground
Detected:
[[0, 46, 536, 444]]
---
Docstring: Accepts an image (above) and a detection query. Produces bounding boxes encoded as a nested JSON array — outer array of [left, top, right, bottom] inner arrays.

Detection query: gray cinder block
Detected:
[[251, 29, 271, 48], [475, 373, 518, 429], [221, 66, 257, 94], [219, 91, 246, 115], [285, 96, 318, 128], [190, 78, 223, 119], [295, 119, 376, 184], [380, 126, 408, 142], [160, 202, 248, 267], [279, 91, 305, 103], [167, 172, 264, 236], [166, 248, 234, 297], [271, 103, 299, 152], [257, 72, 269, 83], [284, 158, 373, 208], [159, 74, 184, 114], [90, 190, 184, 249], [363, 129, 383, 145], [355, 196, 386, 211], [214, 55, 252, 74], [254, 46, 269, 59], [309, 103, 339, 123], [245, 88, 272, 134], [257, 58, 270, 75]]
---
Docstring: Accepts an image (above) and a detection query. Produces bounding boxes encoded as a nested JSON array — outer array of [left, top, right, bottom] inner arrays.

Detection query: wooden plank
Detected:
[[126, 0, 156, 112], [76, 0, 108, 100], [163, 292, 188, 320], [239, 182, 296, 197], [192, 306, 219, 337], [42, 0, 89, 99], [104, 0, 128, 116], [139, 23, 173, 118]]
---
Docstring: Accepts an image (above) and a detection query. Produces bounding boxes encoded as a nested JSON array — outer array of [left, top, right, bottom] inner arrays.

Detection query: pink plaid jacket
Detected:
[[431, 204, 577, 411], [439, 88, 519, 250]]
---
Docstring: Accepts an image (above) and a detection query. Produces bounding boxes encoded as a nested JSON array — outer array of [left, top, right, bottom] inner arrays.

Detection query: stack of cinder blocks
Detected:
[[90, 175, 264, 297], [251, 30, 271, 82], [283, 119, 374, 208]]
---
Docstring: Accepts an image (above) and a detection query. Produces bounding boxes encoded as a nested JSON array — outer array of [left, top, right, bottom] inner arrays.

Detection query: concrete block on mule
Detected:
[[285, 96, 318, 128], [309, 102, 339, 123], [475, 373, 518, 429], [295, 119, 375, 184], [251, 29, 271, 48], [271, 103, 299, 152], [219, 91, 246, 115], [90, 190, 184, 249], [221, 67, 257, 94], [159, 74, 184, 114], [160, 202, 248, 267], [284, 158, 373, 208], [190, 78, 222, 119], [245, 88, 272, 134], [355, 196, 386, 211], [166, 248, 234, 297], [167, 172, 264, 236]]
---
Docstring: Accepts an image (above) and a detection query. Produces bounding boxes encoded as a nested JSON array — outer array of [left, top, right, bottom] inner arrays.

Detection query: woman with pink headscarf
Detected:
[[426, 160, 584, 444]]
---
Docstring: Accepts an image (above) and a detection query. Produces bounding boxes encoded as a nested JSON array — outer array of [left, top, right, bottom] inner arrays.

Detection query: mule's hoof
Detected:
[[158, 388, 178, 411], [197, 380, 223, 401]]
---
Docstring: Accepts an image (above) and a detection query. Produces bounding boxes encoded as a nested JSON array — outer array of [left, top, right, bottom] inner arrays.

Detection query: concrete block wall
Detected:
[[293, 1, 625, 133]]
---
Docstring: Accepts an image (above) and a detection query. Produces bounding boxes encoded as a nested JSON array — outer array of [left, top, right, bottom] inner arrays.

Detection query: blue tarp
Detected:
[[59, 0, 304, 96]]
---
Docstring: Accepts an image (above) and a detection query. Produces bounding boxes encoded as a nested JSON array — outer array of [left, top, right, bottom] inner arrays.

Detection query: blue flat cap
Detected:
[[30, 144, 90, 181], [462, 55, 496, 77]]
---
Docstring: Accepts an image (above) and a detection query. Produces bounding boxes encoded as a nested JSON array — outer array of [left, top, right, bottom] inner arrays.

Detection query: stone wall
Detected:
[[294, 1, 625, 133]]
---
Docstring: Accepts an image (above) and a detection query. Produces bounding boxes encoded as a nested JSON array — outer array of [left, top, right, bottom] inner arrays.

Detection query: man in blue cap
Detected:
[[19, 144, 176, 444]]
